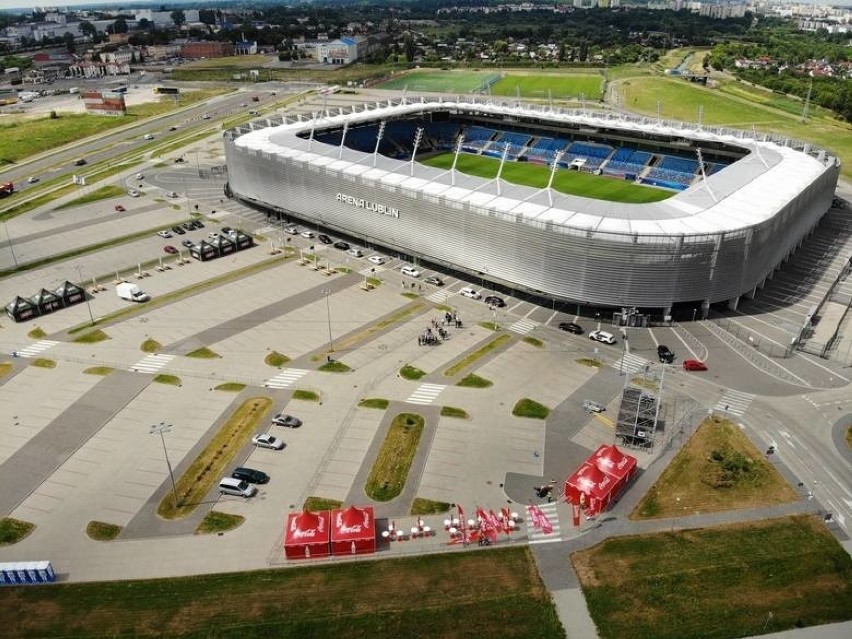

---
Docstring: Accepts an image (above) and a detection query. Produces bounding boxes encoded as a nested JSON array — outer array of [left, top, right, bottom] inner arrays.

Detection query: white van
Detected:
[[218, 477, 257, 498], [401, 265, 421, 278]]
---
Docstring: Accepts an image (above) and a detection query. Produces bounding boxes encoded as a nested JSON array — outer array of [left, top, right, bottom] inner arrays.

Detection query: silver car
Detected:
[[251, 433, 285, 450], [271, 413, 302, 428]]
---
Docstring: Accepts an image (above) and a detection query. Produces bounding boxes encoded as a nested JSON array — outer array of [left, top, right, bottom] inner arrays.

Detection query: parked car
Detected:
[[181, 221, 194, 230], [231, 467, 269, 484], [218, 477, 257, 498], [114, 204, 126, 212], [74, 158, 86, 166], [252, 433, 285, 450], [558, 322, 583, 335], [484, 295, 506, 308], [221, 227, 233, 235], [167, 191, 179, 199], [368, 255, 386, 265], [271, 413, 302, 428], [168, 126, 179, 131], [583, 400, 606, 413], [285, 226, 300, 235], [191, 219, 204, 229], [181, 240, 194, 248], [346, 248, 364, 258], [127, 189, 140, 198], [202, 113, 211, 120], [143, 133, 154, 140], [424, 276, 444, 286], [682, 359, 708, 372], [318, 234, 332, 244], [460, 287, 481, 300], [135, 172, 144, 180], [163, 245, 178, 254], [301, 230, 315, 239], [657, 345, 675, 363], [171, 225, 185, 235], [401, 265, 421, 278], [334, 241, 351, 251], [157, 230, 172, 238], [589, 330, 616, 345]]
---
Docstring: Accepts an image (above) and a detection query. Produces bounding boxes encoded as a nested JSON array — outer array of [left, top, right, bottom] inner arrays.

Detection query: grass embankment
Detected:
[[319, 360, 351, 373], [576, 357, 602, 368], [0, 547, 562, 639], [492, 72, 604, 101], [157, 397, 273, 519], [411, 498, 452, 515], [523, 336, 544, 348], [264, 351, 290, 367], [303, 497, 343, 512], [440, 406, 469, 419], [141, 338, 161, 353], [400, 364, 427, 380], [358, 398, 390, 410], [512, 398, 550, 419], [153, 374, 180, 386], [55, 186, 125, 210], [196, 511, 245, 535], [573, 516, 852, 639], [292, 389, 319, 401], [444, 334, 511, 377], [632, 417, 798, 519], [85, 521, 121, 541], [0, 362, 13, 378], [31, 358, 55, 369], [73, 329, 109, 343], [365, 412, 425, 502], [83, 366, 113, 376], [186, 347, 220, 359], [214, 383, 245, 392], [457, 373, 493, 388], [422, 153, 671, 204]]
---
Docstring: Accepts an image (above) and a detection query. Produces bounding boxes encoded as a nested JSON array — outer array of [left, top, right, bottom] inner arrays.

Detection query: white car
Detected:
[[135, 173, 144, 180], [202, 113, 211, 120], [284, 226, 299, 235], [301, 230, 315, 239], [143, 134, 154, 140], [400, 265, 421, 278], [368, 255, 386, 265], [589, 330, 616, 345], [460, 287, 481, 300], [346, 248, 364, 258], [252, 433, 285, 450], [157, 230, 172, 238], [128, 189, 140, 197], [166, 191, 178, 198], [27, 176, 39, 184]]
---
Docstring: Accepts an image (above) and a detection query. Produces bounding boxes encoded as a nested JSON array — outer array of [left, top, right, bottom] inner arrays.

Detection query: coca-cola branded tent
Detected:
[[330, 505, 376, 556], [563, 463, 617, 517], [284, 510, 331, 560], [589, 444, 637, 493]]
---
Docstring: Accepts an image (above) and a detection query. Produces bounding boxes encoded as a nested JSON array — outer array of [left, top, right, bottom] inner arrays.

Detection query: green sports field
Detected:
[[377, 70, 500, 93], [422, 152, 672, 204], [491, 74, 604, 101]]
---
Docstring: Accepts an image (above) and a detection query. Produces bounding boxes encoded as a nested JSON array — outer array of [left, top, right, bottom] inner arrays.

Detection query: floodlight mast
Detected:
[[695, 148, 717, 203], [450, 135, 464, 186], [546, 150, 565, 207], [495, 142, 511, 197], [410, 127, 424, 177], [372, 120, 386, 167], [307, 112, 316, 150], [338, 121, 349, 160]]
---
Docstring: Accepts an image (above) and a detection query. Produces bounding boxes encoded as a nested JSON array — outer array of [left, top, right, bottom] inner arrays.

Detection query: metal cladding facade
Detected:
[[224, 100, 840, 310]]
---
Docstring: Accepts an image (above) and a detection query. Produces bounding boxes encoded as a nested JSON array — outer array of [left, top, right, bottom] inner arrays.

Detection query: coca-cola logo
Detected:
[[616, 457, 629, 470], [291, 528, 316, 539]]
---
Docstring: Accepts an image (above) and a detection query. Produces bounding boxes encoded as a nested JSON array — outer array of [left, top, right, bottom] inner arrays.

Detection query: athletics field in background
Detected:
[[376, 70, 604, 100]]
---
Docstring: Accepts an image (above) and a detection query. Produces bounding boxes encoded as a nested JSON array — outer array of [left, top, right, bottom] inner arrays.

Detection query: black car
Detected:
[[657, 345, 675, 363], [221, 226, 233, 234], [333, 241, 350, 251], [191, 220, 204, 229], [558, 322, 584, 335], [318, 234, 332, 244], [231, 467, 269, 484], [74, 158, 87, 166], [484, 295, 506, 308], [182, 222, 194, 231], [181, 239, 194, 248], [171, 226, 186, 235], [424, 276, 444, 287]]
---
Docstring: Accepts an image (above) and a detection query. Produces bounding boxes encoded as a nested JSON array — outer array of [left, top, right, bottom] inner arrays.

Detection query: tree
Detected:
[[137, 18, 151, 32], [112, 18, 128, 35], [171, 9, 186, 29], [403, 32, 416, 63], [79, 21, 96, 41], [63, 31, 75, 53]]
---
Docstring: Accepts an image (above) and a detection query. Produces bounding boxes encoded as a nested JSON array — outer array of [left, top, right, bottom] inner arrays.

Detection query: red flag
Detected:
[[501, 507, 512, 534], [476, 507, 498, 542], [526, 504, 554, 535], [457, 504, 465, 528]]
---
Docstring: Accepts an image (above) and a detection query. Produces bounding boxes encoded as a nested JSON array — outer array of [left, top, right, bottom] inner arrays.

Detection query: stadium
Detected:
[[223, 97, 840, 319]]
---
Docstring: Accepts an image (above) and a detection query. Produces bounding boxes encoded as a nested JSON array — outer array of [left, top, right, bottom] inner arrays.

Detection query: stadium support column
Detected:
[[700, 299, 710, 320], [727, 296, 740, 312]]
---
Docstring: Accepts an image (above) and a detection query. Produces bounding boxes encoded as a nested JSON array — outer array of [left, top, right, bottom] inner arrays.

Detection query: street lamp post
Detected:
[[74, 265, 95, 326], [692, 308, 697, 322], [619, 331, 629, 376], [3, 219, 18, 269], [323, 289, 334, 355], [150, 422, 179, 507]]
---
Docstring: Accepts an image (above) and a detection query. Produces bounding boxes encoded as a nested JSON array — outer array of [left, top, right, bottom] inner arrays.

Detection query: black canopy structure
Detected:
[[5, 296, 39, 323], [30, 288, 63, 315], [53, 281, 87, 308]]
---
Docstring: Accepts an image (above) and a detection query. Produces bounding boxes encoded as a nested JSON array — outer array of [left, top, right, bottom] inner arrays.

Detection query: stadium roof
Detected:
[[233, 99, 838, 239]]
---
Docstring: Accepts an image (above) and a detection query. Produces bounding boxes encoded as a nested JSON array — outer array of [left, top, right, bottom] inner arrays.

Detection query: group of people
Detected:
[[416, 312, 463, 347]]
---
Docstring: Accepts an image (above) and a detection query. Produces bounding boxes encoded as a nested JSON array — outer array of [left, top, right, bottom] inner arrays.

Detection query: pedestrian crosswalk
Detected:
[[264, 368, 309, 389], [612, 352, 650, 375], [526, 502, 562, 544], [130, 354, 175, 374], [425, 290, 449, 304], [714, 389, 755, 416], [14, 340, 60, 359], [508, 318, 538, 335], [407, 383, 446, 405]]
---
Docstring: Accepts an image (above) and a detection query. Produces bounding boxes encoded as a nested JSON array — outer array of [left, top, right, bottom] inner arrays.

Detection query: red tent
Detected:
[[331, 505, 376, 556], [284, 510, 330, 559], [563, 462, 617, 517], [589, 444, 637, 492]]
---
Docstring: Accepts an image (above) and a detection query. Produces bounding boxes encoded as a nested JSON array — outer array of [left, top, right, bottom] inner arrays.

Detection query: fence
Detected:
[[713, 316, 794, 358]]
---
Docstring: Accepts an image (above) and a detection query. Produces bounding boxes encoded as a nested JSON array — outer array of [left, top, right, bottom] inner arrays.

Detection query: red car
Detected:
[[114, 204, 126, 212], [163, 245, 178, 254], [682, 359, 708, 372]]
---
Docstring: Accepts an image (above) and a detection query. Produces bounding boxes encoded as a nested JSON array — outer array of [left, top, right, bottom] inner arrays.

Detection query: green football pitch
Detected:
[[377, 70, 500, 93], [422, 153, 672, 204], [491, 74, 604, 101]]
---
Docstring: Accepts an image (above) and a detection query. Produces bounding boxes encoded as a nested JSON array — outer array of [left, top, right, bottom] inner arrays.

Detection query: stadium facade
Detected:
[[224, 98, 839, 318]]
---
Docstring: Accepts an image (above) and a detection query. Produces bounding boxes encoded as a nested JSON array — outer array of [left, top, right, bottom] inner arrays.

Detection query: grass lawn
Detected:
[[185, 346, 220, 359], [618, 76, 852, 180], [456, 373, 493, 388], [512, 398, 550, 419], [440, 406, 469, 419], [631, 417, 798, 519], [365, 412, 424, 502], [422, 153, 671, 204], [55, 185, 125, 210], [303, 496, 343, 512], [83, 366, 113, 376], [492, 73, 604, 101], [141, 338, 161, 353], [213, 382, 246, 392], [195, 511, 244, 535], [358, 397, 390, 410], [72, 329, 109, 344], [411, 497, 452, 515], [264, 351, 290, 367], [400, 364, 427, 380], [573, 516, 852, 639], [377, 69, 500, 93], [0, 547, 561, 639], [444, 334, 511, 377], [85, 521, 121, 541], [0, 517, 34, 545]]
